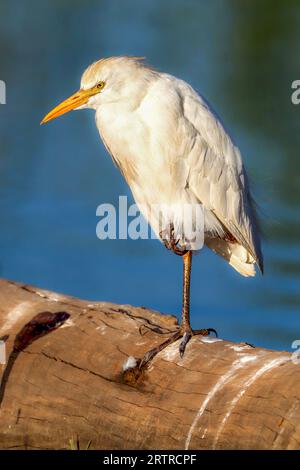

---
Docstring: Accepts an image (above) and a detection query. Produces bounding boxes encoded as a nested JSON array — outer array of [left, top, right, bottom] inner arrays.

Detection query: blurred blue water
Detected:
[[0, 0, 299, 351]]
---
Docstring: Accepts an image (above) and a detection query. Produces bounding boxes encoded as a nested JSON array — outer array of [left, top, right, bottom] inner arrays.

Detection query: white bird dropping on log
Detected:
[[41, 56, 263, 365], [123, 356, 138, 372]]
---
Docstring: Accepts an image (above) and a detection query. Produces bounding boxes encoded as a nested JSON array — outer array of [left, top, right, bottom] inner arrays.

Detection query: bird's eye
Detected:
[[96, 82, 105, 90]]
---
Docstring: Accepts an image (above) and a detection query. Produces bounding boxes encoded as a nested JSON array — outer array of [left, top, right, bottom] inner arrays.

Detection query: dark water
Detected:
[[0, 0, 299, 351]]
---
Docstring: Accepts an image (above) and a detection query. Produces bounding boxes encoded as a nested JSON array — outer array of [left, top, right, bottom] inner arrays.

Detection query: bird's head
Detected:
[[41, 56, 152, 124]]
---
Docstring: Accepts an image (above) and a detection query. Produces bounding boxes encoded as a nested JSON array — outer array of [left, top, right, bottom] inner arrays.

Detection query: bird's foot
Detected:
[[122, 326, 217, 385], [178, 327, 218, 358], [160, 224, 188, 256], [124, 325, 217, 378]]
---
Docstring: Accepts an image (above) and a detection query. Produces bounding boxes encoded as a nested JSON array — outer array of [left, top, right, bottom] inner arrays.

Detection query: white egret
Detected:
[[41, 56, 263, 366]]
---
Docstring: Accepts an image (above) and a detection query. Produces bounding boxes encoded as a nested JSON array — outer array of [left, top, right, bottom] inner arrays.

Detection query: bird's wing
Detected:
[[173, 77, 263, 271]]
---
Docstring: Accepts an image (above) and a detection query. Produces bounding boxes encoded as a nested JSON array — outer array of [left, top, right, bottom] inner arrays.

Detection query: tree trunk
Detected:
[[0, 278, 299, 450]]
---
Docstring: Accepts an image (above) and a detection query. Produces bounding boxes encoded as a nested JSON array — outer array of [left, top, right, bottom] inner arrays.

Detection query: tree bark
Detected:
[[0, 278, 299, 450]]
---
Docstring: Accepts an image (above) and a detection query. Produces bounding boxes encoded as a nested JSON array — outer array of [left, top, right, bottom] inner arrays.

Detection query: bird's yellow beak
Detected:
[[40, 88, 98, 125]]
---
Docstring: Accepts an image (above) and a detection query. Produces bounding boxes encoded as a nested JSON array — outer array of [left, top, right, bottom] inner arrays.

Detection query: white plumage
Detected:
[[82, 57, 263, 276]]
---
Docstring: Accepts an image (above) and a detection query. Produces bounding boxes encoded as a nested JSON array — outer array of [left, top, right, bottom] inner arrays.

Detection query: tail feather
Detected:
[[205, 238, 256, 277]]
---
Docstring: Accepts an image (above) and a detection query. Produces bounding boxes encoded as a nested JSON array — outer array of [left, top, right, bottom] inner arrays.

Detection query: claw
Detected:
[[207, 327, 218, 338], [179, 331, 192, 358], [206, 328, 218, 338], [160, 224, 188, 256], [194, 327, 218, 338]]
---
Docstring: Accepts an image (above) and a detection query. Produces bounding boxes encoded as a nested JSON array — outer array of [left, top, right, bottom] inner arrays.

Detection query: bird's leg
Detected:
[[178, 251, 193, 357], [176, 252, 217, 355], [137, 251, 217, 372]]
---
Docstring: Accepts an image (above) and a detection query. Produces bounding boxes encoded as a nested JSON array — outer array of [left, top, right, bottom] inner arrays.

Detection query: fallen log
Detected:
[[0, 278, 299, 450]]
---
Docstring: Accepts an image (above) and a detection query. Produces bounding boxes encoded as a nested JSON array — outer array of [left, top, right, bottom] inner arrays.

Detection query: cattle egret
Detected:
[[41, 57, 263, 367]]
